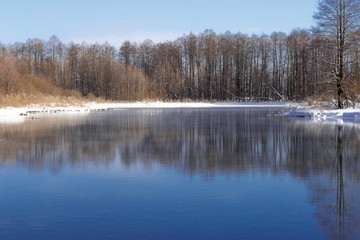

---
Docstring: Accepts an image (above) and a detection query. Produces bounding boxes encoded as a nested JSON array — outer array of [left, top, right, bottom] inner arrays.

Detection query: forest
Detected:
[[0, 1, 359, 106]]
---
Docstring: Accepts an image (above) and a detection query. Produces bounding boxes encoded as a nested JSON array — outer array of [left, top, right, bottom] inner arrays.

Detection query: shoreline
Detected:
[[282, 106, 360, 125], [2, 101, 360, 125], [0, 101, 290, 123]]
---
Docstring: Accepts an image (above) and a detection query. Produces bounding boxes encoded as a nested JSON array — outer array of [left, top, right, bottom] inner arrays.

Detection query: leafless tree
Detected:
[[314, 0, 360, 108]]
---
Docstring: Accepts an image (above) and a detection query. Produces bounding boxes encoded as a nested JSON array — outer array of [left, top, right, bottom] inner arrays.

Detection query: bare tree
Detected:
[[313, 0, 360, 109]]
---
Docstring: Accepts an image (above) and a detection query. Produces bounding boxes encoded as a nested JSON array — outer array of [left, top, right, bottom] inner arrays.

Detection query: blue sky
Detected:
[[1, 0, 317, 46]]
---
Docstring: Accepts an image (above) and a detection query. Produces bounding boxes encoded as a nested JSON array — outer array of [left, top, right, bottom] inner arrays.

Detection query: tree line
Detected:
[[0, 29, 358, 103], [0, 1, 359, 104]]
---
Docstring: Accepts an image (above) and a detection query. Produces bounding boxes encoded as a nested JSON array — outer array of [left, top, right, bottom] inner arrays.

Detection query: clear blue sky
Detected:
[[1, 0, 317, 46]]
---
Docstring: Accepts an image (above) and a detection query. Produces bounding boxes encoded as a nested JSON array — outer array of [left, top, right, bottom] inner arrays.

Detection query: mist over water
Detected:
[[0, 108, 359, 240]]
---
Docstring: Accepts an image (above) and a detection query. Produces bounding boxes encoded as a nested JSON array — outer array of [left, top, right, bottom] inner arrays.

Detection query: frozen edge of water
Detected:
[[282, 106, 360, 125], [0, 101, 291, 124]]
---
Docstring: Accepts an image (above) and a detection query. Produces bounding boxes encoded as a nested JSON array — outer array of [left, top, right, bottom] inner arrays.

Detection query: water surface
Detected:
[[0, 108, 359, 240]]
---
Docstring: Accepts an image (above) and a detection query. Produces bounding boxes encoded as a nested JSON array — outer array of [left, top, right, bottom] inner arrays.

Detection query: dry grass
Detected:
[[305, 95, 337, 110], [0, 94, 87, 108], [0, 73, 113, 108], [0, 73, 238, 108]]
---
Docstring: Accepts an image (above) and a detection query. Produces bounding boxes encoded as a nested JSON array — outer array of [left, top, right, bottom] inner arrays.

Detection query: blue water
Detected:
[[0, 108, 359, 240]]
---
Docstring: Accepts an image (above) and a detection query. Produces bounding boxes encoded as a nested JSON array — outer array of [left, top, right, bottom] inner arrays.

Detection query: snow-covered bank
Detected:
[[91, 101, 290, 109], [0, 105, 91, 124], [5, 101, 360, 125], [282, 107, 360, 124], [0, 102, 290, 124]]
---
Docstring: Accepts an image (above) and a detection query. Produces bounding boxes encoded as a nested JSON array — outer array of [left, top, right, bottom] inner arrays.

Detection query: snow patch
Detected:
[[282, 107, 360, 124], [89, 101, 290, 109]]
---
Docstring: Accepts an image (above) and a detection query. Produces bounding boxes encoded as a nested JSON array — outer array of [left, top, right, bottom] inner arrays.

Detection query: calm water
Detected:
[[0, 108, 360, 240]]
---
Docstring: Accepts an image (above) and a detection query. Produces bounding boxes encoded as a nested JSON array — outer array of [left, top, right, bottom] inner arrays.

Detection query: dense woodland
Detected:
[[0, 29, 359, 103], [0, 1, 359, 105]]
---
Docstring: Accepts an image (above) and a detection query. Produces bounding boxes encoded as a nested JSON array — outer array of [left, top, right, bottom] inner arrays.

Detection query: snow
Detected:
[[89, 101, 289, 109], [0, 106, 89, 124], [0, 102, 289, 124], [3, 101, 360, 125], [282, 106, 360, 125]]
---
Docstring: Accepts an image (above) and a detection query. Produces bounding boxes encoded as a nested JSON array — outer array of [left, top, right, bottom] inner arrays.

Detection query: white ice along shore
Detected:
[[282, 106, 360, 124], [0, 102, 289, 124], [4, 101, 360, 125]]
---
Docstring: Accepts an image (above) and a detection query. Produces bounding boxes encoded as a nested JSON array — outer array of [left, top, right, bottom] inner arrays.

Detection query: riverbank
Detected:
[[2, 101, 360, 125], [282, 106, 360, 124], [0, 101, 292, 123]]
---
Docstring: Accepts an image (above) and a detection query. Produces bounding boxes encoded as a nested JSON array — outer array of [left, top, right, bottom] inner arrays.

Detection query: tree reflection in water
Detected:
[[307, 124, 360, 240], [336, 125, 345, 240], [0, 109, 359, 239]]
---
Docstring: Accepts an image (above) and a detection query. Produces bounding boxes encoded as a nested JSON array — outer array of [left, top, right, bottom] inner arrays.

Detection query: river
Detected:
[[0, 108, 359, 240]]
